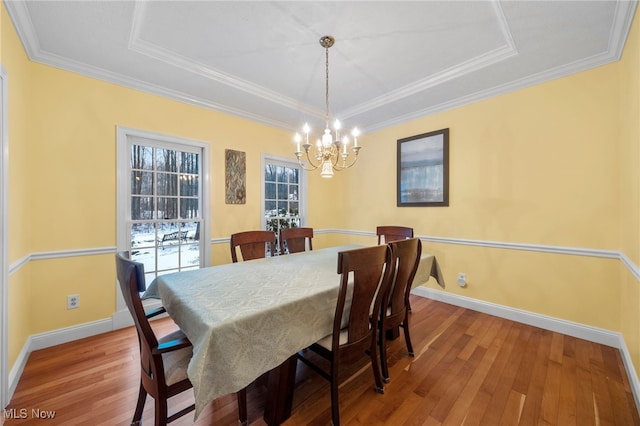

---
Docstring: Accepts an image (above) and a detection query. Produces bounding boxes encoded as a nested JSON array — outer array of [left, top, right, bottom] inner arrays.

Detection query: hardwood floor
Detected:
[[5, 296, 640, 425]]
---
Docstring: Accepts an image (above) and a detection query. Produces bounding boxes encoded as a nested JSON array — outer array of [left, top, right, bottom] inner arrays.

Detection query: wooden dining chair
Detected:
[[280, 227, 313, 254], [376, 226, 416, 312], [116, 251, 248, 426], [297, 245, 393, 426], [378, 238, 422, 383], [376, 225, 414, 245], [230, 230, 276, 262]]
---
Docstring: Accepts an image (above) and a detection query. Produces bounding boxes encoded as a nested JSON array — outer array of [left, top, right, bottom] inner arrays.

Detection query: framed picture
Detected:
[[225, 149, 246, 204], [397, 128, 449, 207]]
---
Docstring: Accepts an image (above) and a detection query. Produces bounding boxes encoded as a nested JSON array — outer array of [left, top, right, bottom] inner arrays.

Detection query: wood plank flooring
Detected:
[[5, 296, 640, 425]]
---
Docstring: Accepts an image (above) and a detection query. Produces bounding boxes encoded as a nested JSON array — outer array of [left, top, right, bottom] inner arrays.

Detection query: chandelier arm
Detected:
[[292, 36, 361, 178], [297, 159, 318, 171], [332, 154, 360, 171], [297, 161, 319, 172], [296, 149, 321, 171]]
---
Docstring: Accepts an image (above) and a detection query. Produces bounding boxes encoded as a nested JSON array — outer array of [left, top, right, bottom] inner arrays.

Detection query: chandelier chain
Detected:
[[293, 35, 361, 178], [325, 44, 330, 128]]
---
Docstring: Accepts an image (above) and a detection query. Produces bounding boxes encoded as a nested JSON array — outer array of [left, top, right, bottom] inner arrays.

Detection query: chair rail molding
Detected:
[[8, 232, 640, 282], [6, 229, 640, 408]]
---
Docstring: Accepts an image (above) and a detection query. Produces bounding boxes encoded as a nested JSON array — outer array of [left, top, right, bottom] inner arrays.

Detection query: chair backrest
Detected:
[[115, 251, 160, 374], [387, 238, 422, 317], [333, 245, 394, 351], [230, 230, 276, 262], [280, 227, 313, 254], [376, 225, 414, 244]]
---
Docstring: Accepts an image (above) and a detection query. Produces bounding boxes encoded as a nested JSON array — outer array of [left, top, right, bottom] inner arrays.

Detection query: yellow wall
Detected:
[[335, 15, 639, 372], [342, 60, 621, 303], [2, 4, 33, 368], [326, 31, 638, 369], [2, 2, 639, 383], [618, 10, 640, 375], [346, 65, 619, 248], [23, 63, 305, 334]]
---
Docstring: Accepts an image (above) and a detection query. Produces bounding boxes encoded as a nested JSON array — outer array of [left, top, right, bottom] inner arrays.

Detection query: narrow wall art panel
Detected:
[[225, 149, 246, 204]]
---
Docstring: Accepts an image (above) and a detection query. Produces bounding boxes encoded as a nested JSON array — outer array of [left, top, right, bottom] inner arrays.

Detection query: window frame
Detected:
[[260, 153, 307, 251], [116, 127, 211, 308]]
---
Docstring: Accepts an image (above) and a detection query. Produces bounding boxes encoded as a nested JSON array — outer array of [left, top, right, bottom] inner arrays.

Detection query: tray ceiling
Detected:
[[4, 1, 637, 133]]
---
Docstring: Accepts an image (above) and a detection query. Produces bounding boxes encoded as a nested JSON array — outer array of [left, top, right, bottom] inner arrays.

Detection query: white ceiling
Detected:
[[4, 1, 637, 135]]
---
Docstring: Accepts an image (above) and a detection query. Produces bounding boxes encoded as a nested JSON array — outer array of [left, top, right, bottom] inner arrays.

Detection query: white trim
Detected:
[[6, 230, 640, 280], [419, 235, 620, 259], [112, 298, 165, 330], [2, 2, 40, 58], [8, 337, 29, 403], [129, 1, 322, 121], [6, 230, 640, 409], [5, 1, 635, 134], [620, 252, 640, 282], [609, 0, 638, 59], [30, 319, 113, 352], [617, 334, 640, 412], [115, 126, 212, 264], [115, 126, 212, 321], [7, 318, 114, 406], [8, 283, 638, 414], [7, 302, 167, 398], [342, 1, 517, 120], [8, 255, 29, 276], [413, 287, 620, 346], [1, 65, 9, 408], [412, 287, 640, 410], [30, 246, 116, 261], [9, 249, 116, 277], [260, 153, 308, 230]]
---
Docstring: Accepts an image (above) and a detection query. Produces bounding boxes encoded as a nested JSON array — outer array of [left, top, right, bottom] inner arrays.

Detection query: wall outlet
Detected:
[[457, 273, 467, 287], [67, 294, 80, 310]]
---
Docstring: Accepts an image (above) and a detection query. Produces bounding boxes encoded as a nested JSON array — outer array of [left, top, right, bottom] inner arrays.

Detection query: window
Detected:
[[117, 128, 210, 284], [262, 155, 306, 255]]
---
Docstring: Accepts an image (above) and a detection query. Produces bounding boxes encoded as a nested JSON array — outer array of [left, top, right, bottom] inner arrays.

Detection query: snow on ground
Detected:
[[130, 223, 200, 282]]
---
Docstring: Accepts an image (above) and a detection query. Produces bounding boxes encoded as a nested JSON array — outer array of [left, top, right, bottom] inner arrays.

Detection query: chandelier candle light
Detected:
[[294, 35, 362, 178]]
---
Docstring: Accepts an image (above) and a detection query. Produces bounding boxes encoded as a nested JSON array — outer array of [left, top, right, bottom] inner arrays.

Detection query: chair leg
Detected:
[[330, 374, 341, 426], [379, 327, 390, 384], [370, 341, 385, 394], [326, 359, 342, 426], [237, 388, 248, 426], [403, 313, 414, 357], [132, 381, 146, 425], [155, 396, 168, 426]]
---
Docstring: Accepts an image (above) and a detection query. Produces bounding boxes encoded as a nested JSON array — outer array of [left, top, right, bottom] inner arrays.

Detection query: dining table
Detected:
[[144, 244, 445, 425]]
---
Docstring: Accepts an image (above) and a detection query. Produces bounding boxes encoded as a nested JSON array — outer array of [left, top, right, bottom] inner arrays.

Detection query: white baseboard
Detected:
[[7, 318, 112, 403], [112, 299, 164, 330], [7, 337, 30, 403], [8, 287, 639, 413], [7, 298, 168, 402], [412, 287, 640, 412], [29, 318, 113, 352]]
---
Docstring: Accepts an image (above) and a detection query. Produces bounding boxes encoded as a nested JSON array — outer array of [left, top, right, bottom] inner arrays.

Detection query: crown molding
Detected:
[[341, 1, 518, 120], [3, 1, 40, 57], [4, 1, 638, 132], [128, 2, 322, 121]]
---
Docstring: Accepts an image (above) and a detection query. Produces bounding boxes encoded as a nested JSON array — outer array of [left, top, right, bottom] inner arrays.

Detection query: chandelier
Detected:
[[294, 35, 361, 178]]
